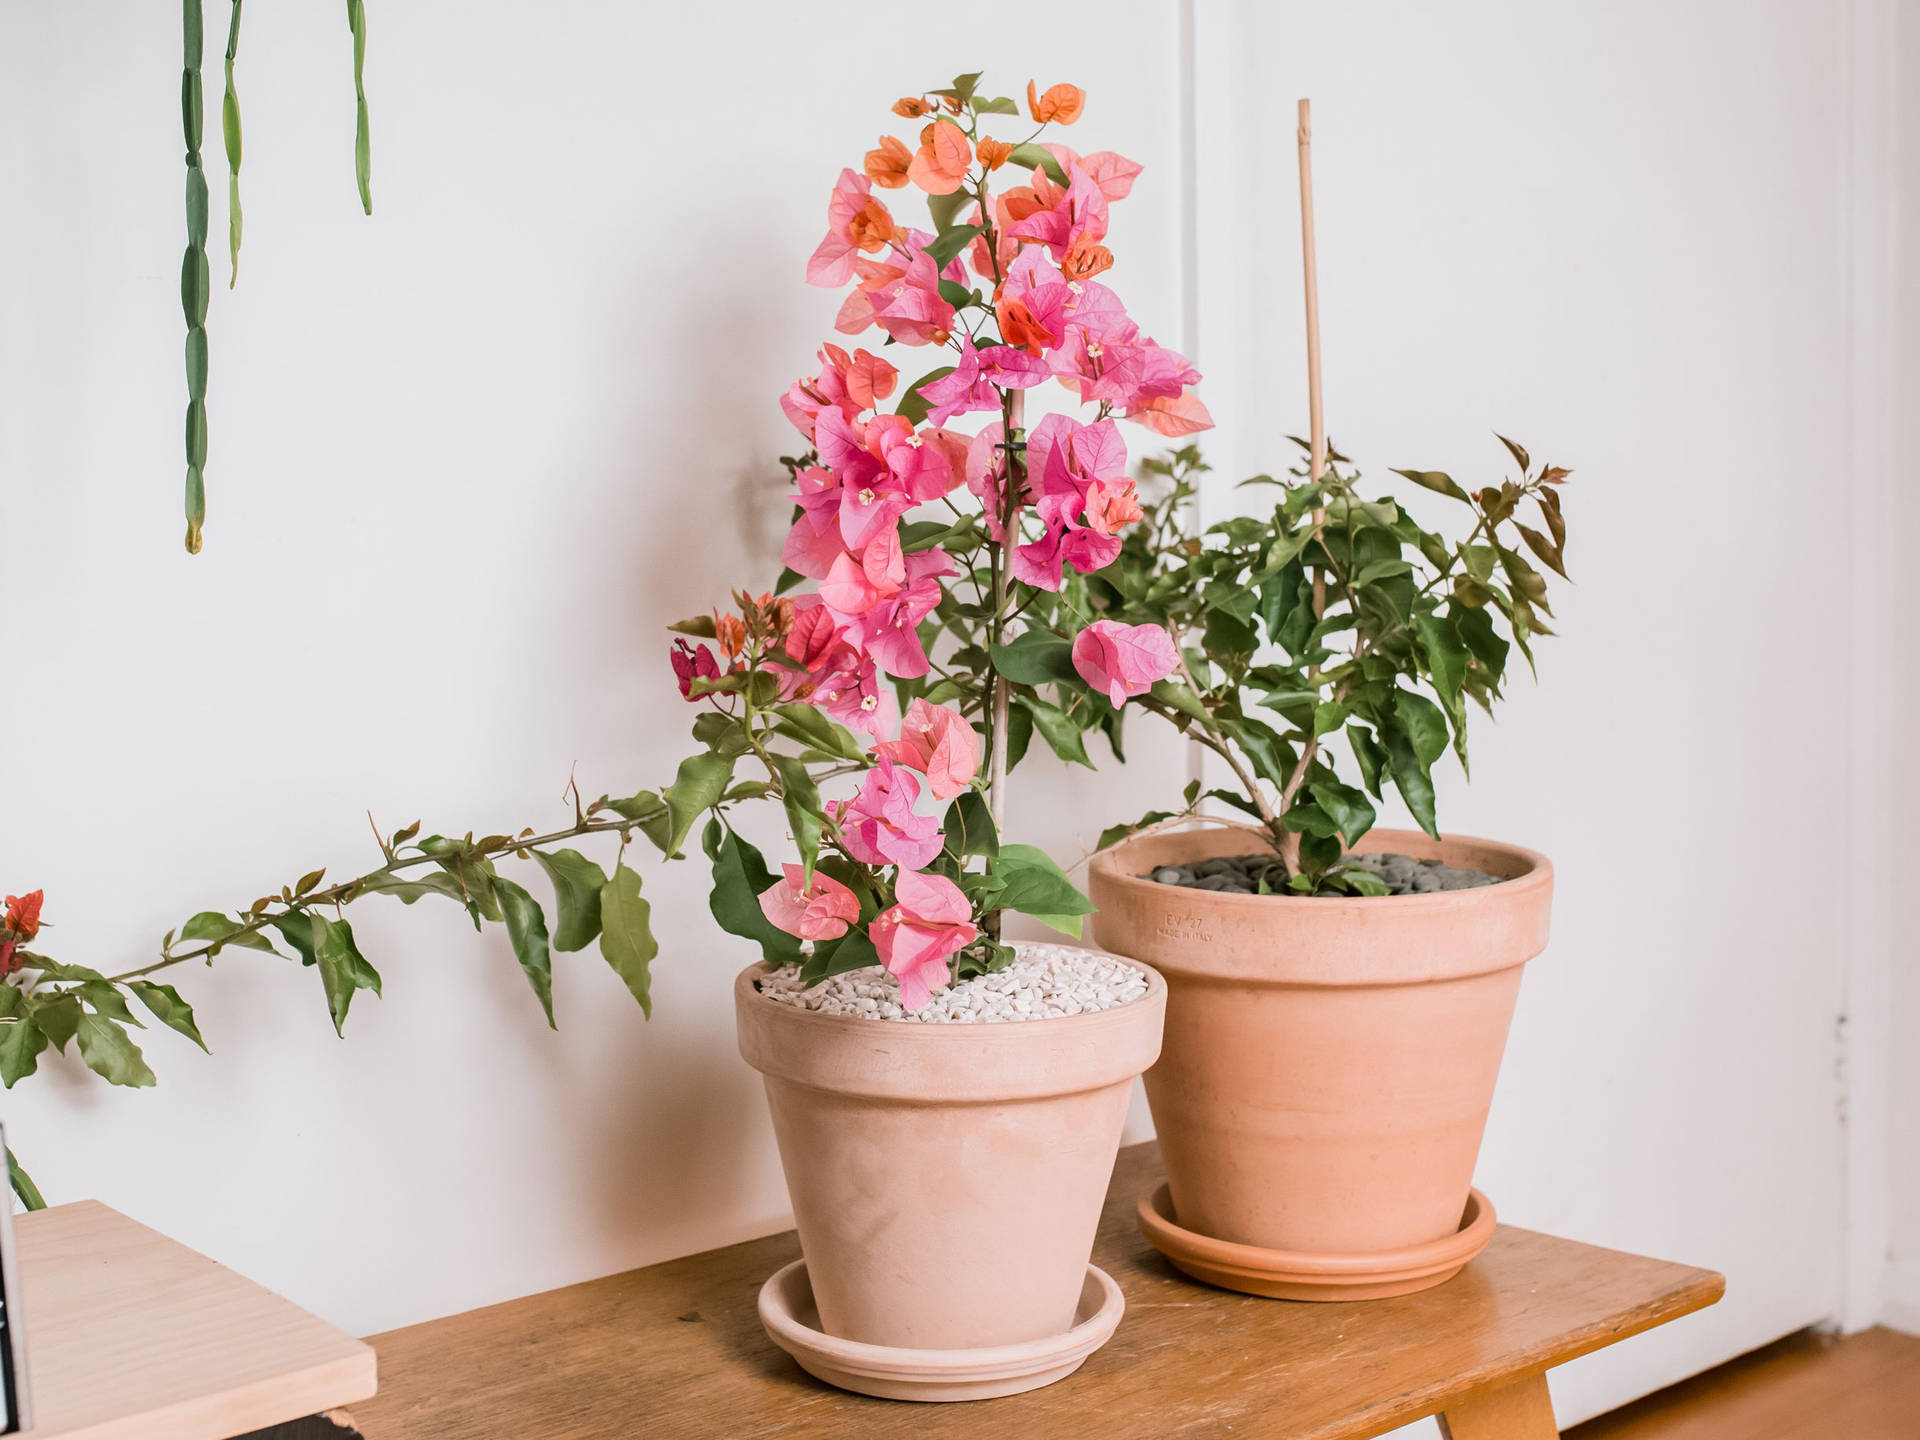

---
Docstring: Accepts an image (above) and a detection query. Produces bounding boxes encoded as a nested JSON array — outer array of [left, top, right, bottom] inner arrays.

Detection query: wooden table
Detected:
[[13, 1200, 376, 1440], [358, 1142, 1722, 1439]]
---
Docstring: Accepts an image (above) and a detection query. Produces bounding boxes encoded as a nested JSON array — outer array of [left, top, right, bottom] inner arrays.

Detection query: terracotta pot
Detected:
[[734, 950, 1165, 1352], [1088, 825, 1550, 1269]]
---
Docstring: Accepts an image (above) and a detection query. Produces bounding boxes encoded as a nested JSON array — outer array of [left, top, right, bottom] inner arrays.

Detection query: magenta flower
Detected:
[[806, 170, 897, 287], [870, 869, 980, 1009], [840, 241, 957, 347], [1072, 620, 1180, 706], [1011, 524, 1121, 591], [758, 864, 861, 943], [670, 639, 720, 699], [1005, 164, 1110, 262], [838, 760, 944, 870], [876, 698, 981, 800], [1037, 145, 1145, 201], [818, 527, 953, 678], [780, 344, 897, 440], [915, 336, 1053, 426]]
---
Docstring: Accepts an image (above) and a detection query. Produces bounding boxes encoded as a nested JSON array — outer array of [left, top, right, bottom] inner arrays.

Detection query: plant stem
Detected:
[[104, 807, 663, 987]]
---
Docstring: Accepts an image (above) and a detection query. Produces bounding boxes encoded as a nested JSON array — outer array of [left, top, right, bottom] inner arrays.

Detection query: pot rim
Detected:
[[1089, 822, 1552, 912], [734, 945, 1167, 1101], [734, 949, 1166, 1041]]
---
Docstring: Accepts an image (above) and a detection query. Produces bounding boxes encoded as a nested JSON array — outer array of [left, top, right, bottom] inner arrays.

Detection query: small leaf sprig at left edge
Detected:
[[2, 71, 1207, 1212]]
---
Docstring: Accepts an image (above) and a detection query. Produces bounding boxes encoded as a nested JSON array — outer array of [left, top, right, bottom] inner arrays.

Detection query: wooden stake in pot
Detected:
[[1297, 98, 1327, 617]]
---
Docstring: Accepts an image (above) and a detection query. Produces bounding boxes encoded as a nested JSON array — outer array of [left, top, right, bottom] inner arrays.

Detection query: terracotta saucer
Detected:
[[757, 1259, 1124, 1402], [1138, 1183, 1497, 1301]]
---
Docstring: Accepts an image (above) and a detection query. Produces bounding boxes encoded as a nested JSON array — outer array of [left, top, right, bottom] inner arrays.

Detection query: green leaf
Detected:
[[1149, 679, 1210, 722], [942, 790, 999, 858], [661, 751, 735, 856], [1392, 468, 1472, 503], [177, 910, 276, 952], [1495, 434, 1531, 473], [927, 189, 970, 231], [496, 879, 556, 1028], [990, 629, 1076, 686], [1312, 701, 1348, 736], [667, 614, 719, 637], [1018, 695, 1092, 768], [598, 864, 658, 1018], [770, 755, 824, 880], [703, 824, 802, 966], [75, 1014, 157, 1088], [532, 849, 606, 953], [938, 278, 974, 309], [307, 913, 382, 1036], [990, 844, 1094, 938], [771, 703, 866, 761], [1395, 690, 1450, 766], [1416, 613, 1468, 704], [1006, 141, 1069, 187], [803, 923, 879, 984], [898, 365, 956, 426], [79, 981, 142, 1028], [1338, 867, 1391, 897], [923, 224, 981, 269], [0, 1017, 47, 1087], [32, 994, 81, 1052], [1383, 723, 1440, 839], [1005, 699, 1034, 772], [1347, 723, 1387, 799], [1308, 778, 1376, 847], [128, 982, 209, 1052], [8, 1149, 45, 1211], [972, 94, 1020, 116]]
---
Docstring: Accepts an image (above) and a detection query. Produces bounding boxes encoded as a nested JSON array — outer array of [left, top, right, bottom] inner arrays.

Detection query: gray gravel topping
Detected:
[[1144, 850, 1500, 896], [755, 942, 1151, 1022]]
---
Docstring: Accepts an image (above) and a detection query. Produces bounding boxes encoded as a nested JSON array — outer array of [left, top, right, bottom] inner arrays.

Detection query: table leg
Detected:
[[1437, 1372, 1558, 1439]]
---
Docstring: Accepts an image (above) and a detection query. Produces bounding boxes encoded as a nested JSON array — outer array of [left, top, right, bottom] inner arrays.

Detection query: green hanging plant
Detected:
[[180, 0, 373, 554]]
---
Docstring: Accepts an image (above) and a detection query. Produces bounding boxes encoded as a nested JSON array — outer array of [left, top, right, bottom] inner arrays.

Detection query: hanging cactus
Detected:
[[178, 0, 371, 555]]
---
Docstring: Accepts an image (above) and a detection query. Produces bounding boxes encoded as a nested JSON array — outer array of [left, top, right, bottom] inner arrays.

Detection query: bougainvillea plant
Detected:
[[0, 71, 1202, 1208], [1068, 437, 1572, 893]]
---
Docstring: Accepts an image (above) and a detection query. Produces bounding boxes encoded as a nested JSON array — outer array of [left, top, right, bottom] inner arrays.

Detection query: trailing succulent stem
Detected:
[[177, 0, 371, 553]]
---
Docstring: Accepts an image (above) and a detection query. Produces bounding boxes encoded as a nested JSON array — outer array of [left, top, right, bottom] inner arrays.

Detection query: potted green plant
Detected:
[[1018, 105, 1571, 1300]]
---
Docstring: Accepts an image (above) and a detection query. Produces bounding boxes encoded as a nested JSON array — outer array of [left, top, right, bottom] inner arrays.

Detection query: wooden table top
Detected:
[[357, 1142, 1723, 1439], [14, 1200, 376, 1440]]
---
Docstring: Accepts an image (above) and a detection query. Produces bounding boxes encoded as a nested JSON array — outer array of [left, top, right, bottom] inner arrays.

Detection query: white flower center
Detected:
[[907, 434, 924, 448], [1086, 342, 1103, 358], [861, 695, 878, 711], [858, 488, 876, 504]]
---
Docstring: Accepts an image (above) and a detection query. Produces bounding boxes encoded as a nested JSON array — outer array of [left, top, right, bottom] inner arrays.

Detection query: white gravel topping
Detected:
[[755, 942, 1151, 1023]]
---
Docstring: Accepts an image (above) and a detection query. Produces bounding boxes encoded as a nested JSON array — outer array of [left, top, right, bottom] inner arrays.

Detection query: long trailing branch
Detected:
[[104, 809, 662, 987]]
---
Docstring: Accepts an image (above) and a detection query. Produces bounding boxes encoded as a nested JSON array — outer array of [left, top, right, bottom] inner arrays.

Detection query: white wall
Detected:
[[0, 0, 1908, 1429], [1192, 0, 1868, 1429]]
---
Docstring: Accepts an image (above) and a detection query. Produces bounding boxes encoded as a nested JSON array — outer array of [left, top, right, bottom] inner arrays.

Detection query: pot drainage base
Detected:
[[757, 1259, 1124, 1402], [1137, 1183, 1497, 1301]]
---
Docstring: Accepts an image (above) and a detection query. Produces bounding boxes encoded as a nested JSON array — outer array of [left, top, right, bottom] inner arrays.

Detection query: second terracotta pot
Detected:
[[1089, 826, 1551, 1271]]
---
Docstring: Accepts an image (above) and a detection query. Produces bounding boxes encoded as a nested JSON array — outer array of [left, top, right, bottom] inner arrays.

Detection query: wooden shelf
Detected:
[[14, 1200, 375, 1440], [357, 1142, 1722, 1439]]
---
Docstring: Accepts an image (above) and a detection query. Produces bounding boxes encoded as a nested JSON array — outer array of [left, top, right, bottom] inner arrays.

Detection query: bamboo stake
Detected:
[[1297, 98, 1327, 617]]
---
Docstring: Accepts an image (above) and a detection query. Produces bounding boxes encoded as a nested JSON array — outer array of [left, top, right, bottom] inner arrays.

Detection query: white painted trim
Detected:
[[1838, 0, 1901, 1337]]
